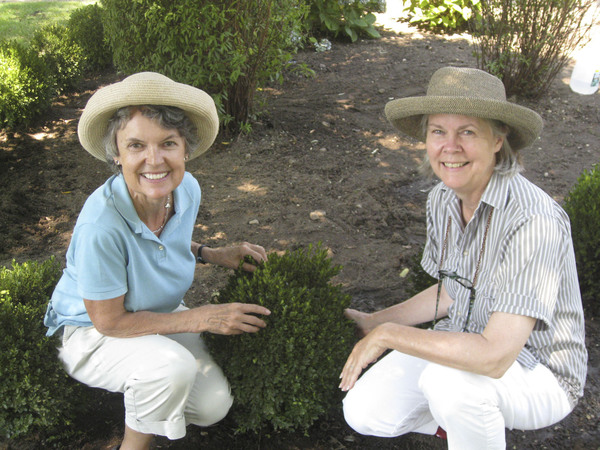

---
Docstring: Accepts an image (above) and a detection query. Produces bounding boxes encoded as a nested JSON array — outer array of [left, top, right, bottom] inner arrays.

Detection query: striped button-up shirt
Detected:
[[421, 172, 587, 406]]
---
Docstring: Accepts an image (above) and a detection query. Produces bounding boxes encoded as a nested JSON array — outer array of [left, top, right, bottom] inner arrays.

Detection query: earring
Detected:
[[184, 155, 189, 162], [114, 160, 120, 165]]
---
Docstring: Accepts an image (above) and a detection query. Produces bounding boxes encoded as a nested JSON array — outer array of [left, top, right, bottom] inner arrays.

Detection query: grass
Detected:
[[0, 1, 97, 44]]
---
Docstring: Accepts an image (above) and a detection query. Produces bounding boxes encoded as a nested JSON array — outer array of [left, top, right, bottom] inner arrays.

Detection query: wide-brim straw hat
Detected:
[[384, 67, 543, 151], [78, 72, 219, 161]]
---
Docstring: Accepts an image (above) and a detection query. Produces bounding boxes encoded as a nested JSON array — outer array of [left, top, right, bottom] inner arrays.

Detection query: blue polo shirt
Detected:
[[44, 172, 200, 336]]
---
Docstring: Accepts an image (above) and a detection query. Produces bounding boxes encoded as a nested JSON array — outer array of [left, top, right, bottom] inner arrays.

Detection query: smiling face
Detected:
[[426, 114, 503, 207], [115, 110, 187, 210]]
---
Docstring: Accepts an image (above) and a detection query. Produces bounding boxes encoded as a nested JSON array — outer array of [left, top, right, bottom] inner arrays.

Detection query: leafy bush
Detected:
[[0, 40, 54, 129], [471, 0, 599, 99], [0, 258, 85, 440], [67, 3, 112, 72], [404, 0, 480, 32], [406, 246, 436, 298], [101, 0, 307, 131], [306, 0, 384, 42], [205, 244, 356, 433], [564, 165, 600, 317], [30, 24, 85, 95]]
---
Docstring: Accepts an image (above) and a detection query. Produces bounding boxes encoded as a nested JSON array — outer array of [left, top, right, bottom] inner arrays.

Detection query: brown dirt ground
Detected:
[[1, 13, 599, 450]]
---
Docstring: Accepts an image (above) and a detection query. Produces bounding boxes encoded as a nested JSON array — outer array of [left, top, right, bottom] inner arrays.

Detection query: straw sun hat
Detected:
[[384, 67, 543, 151], [78, 72, 219, 161]]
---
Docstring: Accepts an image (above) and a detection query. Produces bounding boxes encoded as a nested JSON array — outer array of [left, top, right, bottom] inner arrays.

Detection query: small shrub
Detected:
[[30, 24, 85, 95], [471, 0, 599, 99], [205, 244, 356, 433], [102, 0, 307, 132], [0, 258, 85, 440], [307, 0, 384, 42], [0, 40, 54, 129], [406, 246, 436, 298], [67, 3, 112, 72], [404, 0, 480, 33], [564, 164, 600, 317]]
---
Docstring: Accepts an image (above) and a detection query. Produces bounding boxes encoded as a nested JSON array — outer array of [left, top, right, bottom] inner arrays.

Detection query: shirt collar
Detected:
[[440, 171, 511, 212]]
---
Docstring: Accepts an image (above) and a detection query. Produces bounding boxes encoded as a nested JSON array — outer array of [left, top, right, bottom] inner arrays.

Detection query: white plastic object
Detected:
[[570, 34, 600, 95]]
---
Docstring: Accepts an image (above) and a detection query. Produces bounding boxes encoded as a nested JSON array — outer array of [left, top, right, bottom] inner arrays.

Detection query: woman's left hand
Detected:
[[339, 325, 388, 392], [204, 242, 268, 272]]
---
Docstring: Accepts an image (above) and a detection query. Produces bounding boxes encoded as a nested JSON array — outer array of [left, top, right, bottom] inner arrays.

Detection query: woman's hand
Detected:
[[196, 302, 271, 335], [202, 242, 268, 272], [339, 324, 388, 392]]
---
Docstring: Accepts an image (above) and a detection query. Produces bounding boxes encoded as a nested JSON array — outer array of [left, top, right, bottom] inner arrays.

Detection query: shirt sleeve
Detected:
[[493, 214, 566, 329], [73, 223, 129, 301]]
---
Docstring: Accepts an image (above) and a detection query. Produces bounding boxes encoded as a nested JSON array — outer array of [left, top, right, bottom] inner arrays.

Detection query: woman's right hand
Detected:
[[197, 303, 271, 335]]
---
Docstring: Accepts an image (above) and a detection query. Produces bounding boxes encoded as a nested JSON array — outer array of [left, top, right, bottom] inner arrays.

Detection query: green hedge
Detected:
[[564, 164, 600, 317], [102, 0, 307, 131], [0, 3, 109, 130], [0, 40, 54, 129], [67, 3, 112, 72], [0, 258, 86, 440], [30, 24, 85, 95]]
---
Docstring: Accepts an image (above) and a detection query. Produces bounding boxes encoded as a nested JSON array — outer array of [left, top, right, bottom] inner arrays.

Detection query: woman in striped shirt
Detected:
[[339, 67, 587, 450]]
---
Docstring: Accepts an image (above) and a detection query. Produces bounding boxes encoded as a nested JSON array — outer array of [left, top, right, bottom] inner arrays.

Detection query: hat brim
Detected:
[[384, 96, 543, 151], [78, 72, 219, 161]]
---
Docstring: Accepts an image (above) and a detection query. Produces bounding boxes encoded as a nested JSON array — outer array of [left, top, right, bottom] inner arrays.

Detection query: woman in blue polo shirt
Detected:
[[44, 72, 270, 450]]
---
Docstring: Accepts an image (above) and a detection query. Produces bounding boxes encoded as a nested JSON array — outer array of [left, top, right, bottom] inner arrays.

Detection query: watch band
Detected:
[[196, 245, 209, 264]]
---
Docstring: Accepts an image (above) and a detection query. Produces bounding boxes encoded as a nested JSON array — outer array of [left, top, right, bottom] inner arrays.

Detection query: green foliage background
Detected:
[[404, 0, 480, 32], [205, 244, 356, 433], [564, 164, 600, 317], [0, 3, 110, 129], [101, 0, 308, 131], [306, 0, 384, 42]]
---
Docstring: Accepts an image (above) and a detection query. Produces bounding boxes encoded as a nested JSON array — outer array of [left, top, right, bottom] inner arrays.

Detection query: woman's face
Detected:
[[426, 114, 503, 203], [115, 110, 186, 207]]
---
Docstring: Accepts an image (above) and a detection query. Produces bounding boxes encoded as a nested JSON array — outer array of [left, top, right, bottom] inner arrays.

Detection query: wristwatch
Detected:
[[196, 245, 209, 264]]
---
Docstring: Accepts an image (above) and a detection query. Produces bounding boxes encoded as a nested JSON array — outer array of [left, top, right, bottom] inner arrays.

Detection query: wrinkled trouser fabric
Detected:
[[342, 350, 572, 450], [59, 311, 232, 440]]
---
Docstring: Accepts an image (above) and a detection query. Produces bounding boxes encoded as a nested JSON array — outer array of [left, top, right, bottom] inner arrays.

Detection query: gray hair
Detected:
[[103, 105, 200, 172], [418, 115, 523, 178]]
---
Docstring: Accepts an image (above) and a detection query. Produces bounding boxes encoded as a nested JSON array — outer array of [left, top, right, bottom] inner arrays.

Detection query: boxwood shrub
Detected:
[[67, 3, 112, 72], [564, 164, 600, 317], [101, 0, 307, 131], [30, 24, 85, 95], [0, 40, 54, 129], [205, 244, 356, 433], [0, 258, 87, 441]]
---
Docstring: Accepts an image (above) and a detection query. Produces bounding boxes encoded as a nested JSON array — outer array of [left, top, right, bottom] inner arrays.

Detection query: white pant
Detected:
[[59, 314, 233, 440], [343, 351, 572, 450]]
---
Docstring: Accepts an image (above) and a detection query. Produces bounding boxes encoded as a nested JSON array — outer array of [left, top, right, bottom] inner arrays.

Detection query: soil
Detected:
[[1, 11, 599, 450]]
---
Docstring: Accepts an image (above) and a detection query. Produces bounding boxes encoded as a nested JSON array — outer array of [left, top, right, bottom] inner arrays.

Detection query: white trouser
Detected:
[[58, 310, 233, 440], [342, 350, 572, 450]]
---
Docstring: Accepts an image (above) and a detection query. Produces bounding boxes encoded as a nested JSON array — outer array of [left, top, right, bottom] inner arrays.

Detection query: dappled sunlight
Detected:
[[237, 181, 267, 196], [377, 132, 402, 151], [27, 131, 59, 141], [335, 98, 357, 111]]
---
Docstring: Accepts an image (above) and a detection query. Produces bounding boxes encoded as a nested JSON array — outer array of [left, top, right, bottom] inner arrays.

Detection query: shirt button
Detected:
[[158, 245, 164, 251], [463, 251, 468, 256]]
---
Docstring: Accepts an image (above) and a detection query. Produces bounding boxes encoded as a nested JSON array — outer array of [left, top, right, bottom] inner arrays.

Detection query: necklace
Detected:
[[151, 193, 172, 234], [434, 206, 494, 328], [439, 206, 494, 285]]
